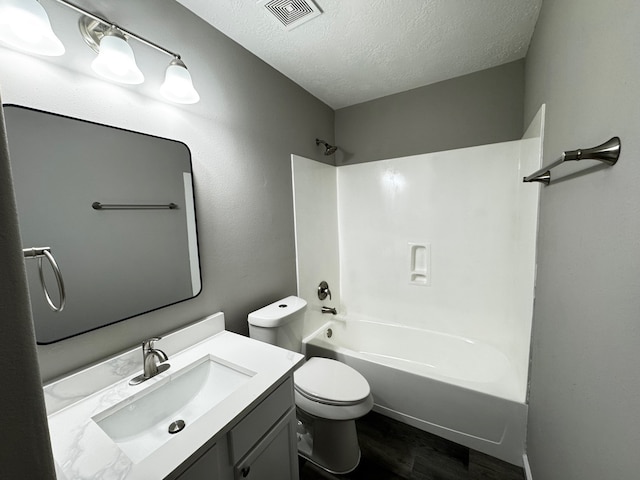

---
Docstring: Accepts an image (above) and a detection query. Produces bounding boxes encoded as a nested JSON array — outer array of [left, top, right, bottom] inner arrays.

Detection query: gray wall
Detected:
[[524, 0, 640, 478], [0, 0, 333, 383], [0, 2, 332, 473], [334, 60, 524, 165]]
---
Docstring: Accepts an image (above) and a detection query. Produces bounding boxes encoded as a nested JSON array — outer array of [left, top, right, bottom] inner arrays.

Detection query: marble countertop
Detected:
[[44, 313, 304, 479]]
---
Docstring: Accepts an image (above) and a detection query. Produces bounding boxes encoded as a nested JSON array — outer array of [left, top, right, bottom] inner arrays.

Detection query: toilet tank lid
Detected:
[[247, 295, 307, 327]]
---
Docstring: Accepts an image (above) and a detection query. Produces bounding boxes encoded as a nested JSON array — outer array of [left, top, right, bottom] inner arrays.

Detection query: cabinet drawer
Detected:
[[228, 376, 293, 463]]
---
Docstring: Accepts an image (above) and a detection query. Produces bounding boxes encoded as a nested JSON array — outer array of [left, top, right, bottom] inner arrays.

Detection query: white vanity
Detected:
[[43, 313, 304, 479]]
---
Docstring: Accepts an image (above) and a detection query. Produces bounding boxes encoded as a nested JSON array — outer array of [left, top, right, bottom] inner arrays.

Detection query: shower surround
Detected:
[[291, 108, 543, 466]]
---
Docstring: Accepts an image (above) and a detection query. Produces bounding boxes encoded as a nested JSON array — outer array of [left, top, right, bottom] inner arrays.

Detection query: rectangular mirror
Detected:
[[4, 105, 201, 344]]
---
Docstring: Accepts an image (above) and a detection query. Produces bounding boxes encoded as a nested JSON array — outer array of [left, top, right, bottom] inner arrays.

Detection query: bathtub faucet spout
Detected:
[[322, 306, 337, 315]]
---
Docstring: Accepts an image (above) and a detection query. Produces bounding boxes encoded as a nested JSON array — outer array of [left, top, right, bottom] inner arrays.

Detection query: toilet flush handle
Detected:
[[317, 281, 332, 301]]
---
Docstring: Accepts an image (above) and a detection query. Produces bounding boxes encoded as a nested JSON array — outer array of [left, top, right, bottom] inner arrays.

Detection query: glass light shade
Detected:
[[0, 0, 64, 56], [91, 29, 144, 85], [160, 59, 200, 104]]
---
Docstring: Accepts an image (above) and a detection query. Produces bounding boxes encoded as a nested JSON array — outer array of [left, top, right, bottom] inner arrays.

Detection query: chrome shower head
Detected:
[[316, 138, 338, 155]]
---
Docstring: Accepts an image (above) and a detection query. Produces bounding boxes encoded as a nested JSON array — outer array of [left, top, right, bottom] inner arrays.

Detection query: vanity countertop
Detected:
[[43, 313, 304, 480]]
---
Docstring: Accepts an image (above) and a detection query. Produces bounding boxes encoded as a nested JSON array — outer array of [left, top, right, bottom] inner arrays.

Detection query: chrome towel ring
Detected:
[[23, 247, 66, 312]]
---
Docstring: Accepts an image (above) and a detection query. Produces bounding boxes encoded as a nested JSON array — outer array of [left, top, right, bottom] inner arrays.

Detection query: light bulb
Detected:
[[91, 27, 143, 85], [0, 0, 64, 56], [160, 58, 200, 104]]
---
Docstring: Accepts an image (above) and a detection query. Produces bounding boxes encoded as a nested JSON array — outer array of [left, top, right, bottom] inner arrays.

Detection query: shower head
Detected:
[[316, 138, 338, 155]]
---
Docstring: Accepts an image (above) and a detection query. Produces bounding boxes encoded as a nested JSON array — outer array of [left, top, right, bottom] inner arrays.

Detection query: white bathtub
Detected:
[[303, 317, 528, 466]]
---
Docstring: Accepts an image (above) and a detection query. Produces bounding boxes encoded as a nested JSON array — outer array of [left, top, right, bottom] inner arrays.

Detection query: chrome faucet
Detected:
[[321, 306, 337, 315], [129, 337, 170, 385]]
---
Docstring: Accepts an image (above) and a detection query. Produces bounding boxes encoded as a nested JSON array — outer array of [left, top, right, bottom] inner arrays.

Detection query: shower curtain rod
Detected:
[[523, 136, 621, 185]]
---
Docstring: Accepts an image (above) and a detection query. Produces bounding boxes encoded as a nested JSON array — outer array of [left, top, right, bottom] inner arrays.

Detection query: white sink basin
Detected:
[[93, 355, 254, 463]]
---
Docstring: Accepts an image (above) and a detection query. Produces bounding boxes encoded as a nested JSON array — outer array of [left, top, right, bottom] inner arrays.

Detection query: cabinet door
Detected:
[[234, 408, 298, 480], [175, 443, 220, 480], [228, 378, 293, 462]]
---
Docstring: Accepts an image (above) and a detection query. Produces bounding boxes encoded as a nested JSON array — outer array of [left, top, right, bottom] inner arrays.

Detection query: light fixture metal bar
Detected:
[[53, 0, 181, 59]]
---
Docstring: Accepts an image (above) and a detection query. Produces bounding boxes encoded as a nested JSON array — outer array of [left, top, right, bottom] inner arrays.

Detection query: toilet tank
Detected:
[[247, 296, 307, 353]]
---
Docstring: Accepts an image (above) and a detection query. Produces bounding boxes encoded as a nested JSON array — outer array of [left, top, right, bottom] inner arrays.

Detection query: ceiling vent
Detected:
[[258, 0, 322, 31]]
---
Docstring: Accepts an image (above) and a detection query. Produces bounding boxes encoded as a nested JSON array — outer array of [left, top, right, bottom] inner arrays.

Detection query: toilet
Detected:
[[248, 295, 373, 474]]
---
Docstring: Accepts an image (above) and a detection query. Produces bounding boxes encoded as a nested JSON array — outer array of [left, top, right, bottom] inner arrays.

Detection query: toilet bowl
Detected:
[[247, 296, 373, 474]]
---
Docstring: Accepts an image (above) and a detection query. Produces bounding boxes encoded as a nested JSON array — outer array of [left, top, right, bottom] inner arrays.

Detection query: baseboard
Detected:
[[522, 454, 533, 480]]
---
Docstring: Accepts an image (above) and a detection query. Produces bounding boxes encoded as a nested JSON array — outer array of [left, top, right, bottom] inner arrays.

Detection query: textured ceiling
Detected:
[[177, 0, 542, 109]]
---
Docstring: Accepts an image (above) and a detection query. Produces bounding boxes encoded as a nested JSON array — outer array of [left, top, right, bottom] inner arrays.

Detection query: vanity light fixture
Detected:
[[0, 0, 200, 104], [0, 0, 65, 56]]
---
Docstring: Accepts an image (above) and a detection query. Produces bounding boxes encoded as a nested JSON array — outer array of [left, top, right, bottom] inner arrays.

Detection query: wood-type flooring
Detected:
[[299, 411, 525, 480]]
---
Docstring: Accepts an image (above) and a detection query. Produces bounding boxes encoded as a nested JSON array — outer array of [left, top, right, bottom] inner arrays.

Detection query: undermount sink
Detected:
[[93, 355, 254, 463]]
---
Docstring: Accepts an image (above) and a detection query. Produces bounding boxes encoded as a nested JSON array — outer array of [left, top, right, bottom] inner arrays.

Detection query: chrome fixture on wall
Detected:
[[0, 0, 200, 104], [316, 138, 338, 155], [524, 136, 621, 185], [318, 280, 332, 300], [22, 246, 66, 312]]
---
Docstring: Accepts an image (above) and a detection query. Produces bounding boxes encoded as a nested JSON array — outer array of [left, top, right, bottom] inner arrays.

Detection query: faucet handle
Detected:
[[318, 281, 332, 300], [142, 336, 162, 350], [142, 336, 169, 362]]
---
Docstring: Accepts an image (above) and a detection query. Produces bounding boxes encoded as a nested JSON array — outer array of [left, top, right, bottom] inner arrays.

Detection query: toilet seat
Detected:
[[294, 357, 373, 420], [295, 357, 370, 404]]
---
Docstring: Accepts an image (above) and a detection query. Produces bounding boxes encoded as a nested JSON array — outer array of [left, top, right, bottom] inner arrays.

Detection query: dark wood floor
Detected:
[[299, 411, 525, 480]]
